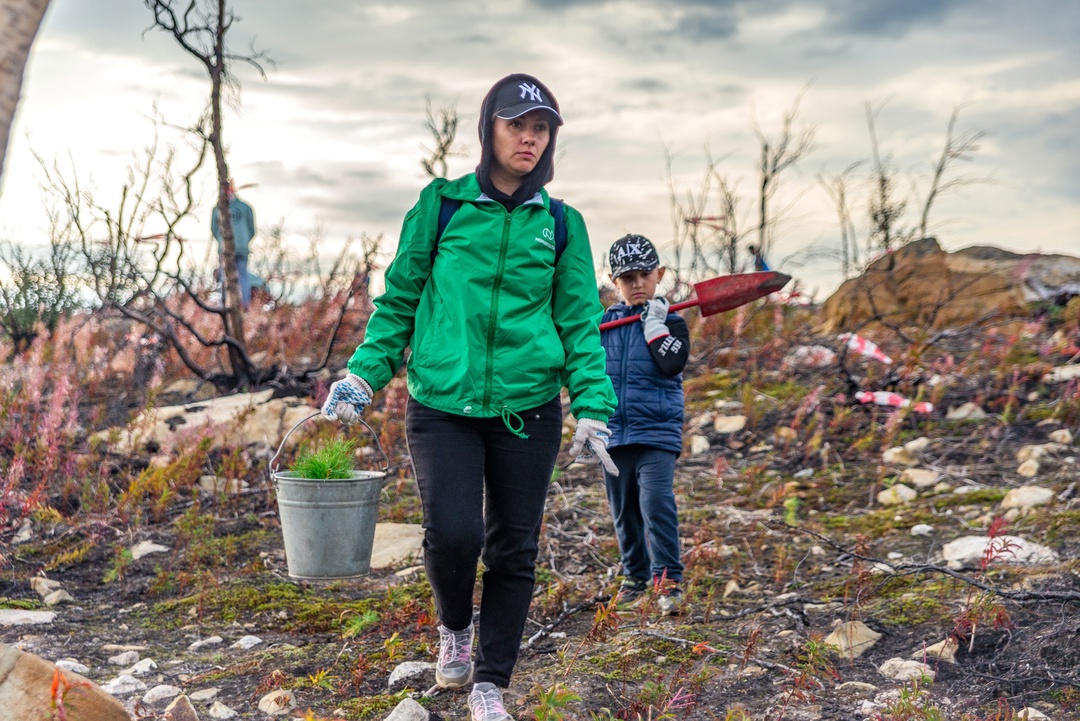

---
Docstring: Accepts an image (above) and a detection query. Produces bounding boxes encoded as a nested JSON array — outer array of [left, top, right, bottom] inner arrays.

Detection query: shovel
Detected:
[[599, 270, 791, 331]]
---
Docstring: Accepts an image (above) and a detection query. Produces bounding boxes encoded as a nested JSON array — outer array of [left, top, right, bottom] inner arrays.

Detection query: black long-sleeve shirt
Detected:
[[647, 314, 690, 376]]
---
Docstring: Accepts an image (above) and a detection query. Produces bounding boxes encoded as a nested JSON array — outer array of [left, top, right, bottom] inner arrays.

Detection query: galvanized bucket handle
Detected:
[[270, 412, 390, 476]]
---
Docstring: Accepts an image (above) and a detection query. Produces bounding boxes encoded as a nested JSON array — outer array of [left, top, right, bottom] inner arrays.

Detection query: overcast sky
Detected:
[[1, 0, 1077, 298]]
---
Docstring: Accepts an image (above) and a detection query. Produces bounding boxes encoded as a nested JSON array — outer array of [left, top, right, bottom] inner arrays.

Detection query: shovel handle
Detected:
[[598, 299, 700, 331]]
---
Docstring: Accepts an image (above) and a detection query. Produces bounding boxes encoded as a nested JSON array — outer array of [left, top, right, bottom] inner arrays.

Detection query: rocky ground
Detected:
[[3, 324, 1080, 721]]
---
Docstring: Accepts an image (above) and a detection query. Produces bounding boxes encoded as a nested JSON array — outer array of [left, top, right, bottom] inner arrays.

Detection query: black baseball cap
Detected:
[[609, 234, 660, 279], [492, 78, 564, 125]]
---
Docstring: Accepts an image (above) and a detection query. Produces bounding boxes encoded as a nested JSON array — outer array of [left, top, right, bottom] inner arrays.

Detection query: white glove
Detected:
[[568, 418, 618, 475], [321, 374, 373, 424], [641, 297, 671, 343]]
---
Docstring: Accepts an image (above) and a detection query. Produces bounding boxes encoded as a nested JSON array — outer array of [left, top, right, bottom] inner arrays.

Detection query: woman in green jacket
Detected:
[[322, 73, 616, 721]]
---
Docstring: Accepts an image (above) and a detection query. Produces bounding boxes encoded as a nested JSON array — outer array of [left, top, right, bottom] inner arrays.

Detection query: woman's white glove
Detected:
[[568, 418, 619, 475], [641, 296, 671, 343], [321, 374, 373, 424]]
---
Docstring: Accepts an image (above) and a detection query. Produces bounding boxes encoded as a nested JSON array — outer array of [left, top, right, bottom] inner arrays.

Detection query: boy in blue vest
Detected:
[[600, 234, 690, 616]]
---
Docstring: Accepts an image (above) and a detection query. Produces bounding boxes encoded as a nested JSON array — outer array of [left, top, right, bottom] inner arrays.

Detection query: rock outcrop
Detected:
[[0, 644, 131, 721], [820, 238, 1080, 332]]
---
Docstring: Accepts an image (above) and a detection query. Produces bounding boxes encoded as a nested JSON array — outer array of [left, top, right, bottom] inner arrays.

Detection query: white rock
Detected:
[[1000, 486, 1054, 510], [900, 468, 939, 489], [946, 402, 987, 420], [689, 435, 710, 455], [54, 658, 90, 674], [108, 650, 140, 666], [835, 681, 879, 698], [43, 589, 75, 606], [208, 701, 239, 719], [29, 577, 62, 598], [903, 437, 932, 454], [229, 635, 263, 651], [940, 535, 1059, 569], [387, 661, 435, 690], [878, 658, 935, 682], [122, 658, 158, 676], [775, 426, 798, 442], [713, 415, 747, 434], [783, 345, 837, 368], [371, 523, 426, 569], [130, 540, 170, 560], [1049, 428, 1073, 445], [386, 698, 432, 721], [877, 484, 917, 505], [1017, 443, 1063, 463], [1016, 708, 1051, 720], [100, 674, 148, 695], [188, 636, 224, 652], [258, 689, 297, 716], [882, 447, 917, 466], [910, 524, 934, 537], [11, 519, 34, 544], [1017, 459, 1040, 478], [189, 687, 221, 702], [164, 695, 201, 721], [143, 685, 183, 705], [1042, 364, 1080, 383], [824, 621, 882, 659], [911, 637, 958, 664], [0, 610, 56, 626]]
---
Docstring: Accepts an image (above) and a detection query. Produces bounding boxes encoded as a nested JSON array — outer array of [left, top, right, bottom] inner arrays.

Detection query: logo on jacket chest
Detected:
[[534, 226, 555, 251]]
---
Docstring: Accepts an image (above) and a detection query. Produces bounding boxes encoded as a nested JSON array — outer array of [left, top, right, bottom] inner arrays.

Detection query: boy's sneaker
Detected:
[[615, 578, 649, 608], [658, 586, 683, 617], [468, 682, 514, 721], [435, 623, 474, 688]]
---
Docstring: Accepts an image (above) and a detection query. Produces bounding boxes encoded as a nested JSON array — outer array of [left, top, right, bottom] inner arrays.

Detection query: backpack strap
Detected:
[[550, 198, 568, 264], [432, 197, 462, 265], [432, 196, 568, 264]]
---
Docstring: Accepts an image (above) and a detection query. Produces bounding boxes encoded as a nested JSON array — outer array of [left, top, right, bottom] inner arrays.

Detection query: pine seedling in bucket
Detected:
[[273, 416, 387, 580], [290, 436, 357, 479]]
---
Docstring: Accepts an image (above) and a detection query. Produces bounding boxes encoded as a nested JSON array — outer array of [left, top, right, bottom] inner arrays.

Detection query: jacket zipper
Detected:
[[483, 212, 513, 412]]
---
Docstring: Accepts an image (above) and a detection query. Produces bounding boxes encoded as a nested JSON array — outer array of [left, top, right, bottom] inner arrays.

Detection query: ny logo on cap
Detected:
[[518, 82, 544, 102]]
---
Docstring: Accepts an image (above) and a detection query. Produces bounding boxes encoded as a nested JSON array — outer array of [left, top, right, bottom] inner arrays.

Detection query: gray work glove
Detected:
[[321, 374, 373, 424], [641, 296, 671, 343], [568, 418, 619, 475]]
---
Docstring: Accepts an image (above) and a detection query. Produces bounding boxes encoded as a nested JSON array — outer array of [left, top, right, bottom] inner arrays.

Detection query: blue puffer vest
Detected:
[[600, 303, 685, 454]]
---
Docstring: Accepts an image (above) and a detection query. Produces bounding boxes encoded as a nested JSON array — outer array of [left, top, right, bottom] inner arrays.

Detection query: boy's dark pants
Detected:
[[604, 445, 684, 583], [406, 396, 561, 688]]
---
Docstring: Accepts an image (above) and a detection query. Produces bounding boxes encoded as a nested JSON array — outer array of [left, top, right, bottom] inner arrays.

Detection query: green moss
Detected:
[[0, 597, 39, 610], [872, 594, 948, 626], [1037, 510, 1080, 544], [339, 691, 421, 717], [931, 488, 1006, 510], [756, 380, 810, 404]]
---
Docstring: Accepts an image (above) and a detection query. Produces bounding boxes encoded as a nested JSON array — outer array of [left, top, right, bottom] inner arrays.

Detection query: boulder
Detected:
[[821, 239, 1080, 333], [824, 621, 881, 658], [0, 643, 131, 721], [940, 535, 1059, 569], [94, 391, 320, 455]]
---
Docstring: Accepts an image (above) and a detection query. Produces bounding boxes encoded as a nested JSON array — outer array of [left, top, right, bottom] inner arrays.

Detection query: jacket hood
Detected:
[[476, 73, 561, 207]]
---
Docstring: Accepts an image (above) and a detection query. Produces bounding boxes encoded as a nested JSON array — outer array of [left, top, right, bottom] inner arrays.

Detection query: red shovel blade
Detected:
[[599, 271, 791, 331], [693, 270, 791, 316]]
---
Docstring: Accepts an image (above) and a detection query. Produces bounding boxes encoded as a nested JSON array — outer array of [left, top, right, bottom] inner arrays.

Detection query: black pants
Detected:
[[406, 396, 562, 688]]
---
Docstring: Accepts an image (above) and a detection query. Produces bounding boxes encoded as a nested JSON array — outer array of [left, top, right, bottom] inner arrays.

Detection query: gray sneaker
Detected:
[[435, 624, 474, 688], [658, 587, 683, 617], [468, 682, 514, 721]]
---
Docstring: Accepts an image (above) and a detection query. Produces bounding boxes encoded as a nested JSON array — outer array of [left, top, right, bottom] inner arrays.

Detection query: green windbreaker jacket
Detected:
[[347, 174, 616, 423]]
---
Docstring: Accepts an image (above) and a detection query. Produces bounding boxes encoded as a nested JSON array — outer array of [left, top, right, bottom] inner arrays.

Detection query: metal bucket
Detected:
[[270, 414, 389, 580]]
